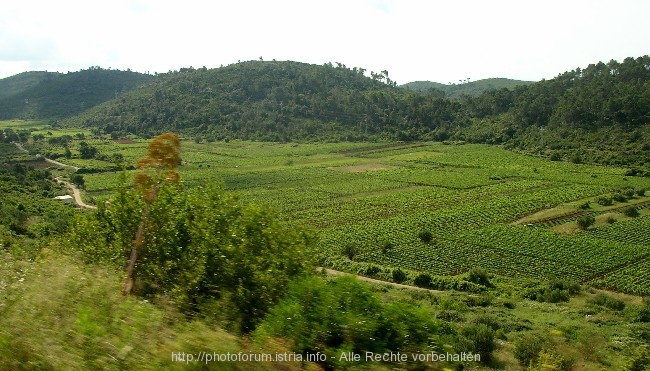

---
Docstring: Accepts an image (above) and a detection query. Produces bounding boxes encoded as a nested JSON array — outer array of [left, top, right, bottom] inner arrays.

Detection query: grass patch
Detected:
[[0, 249, 287, 370]]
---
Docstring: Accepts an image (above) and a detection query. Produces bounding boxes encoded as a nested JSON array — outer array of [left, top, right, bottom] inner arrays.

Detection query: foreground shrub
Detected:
[[0, 252, 274, 371], [513, 332, 547, 366], [457, 323, 496, 363], [623, 346, 650, 371], [639, 297, 650, 322], [529, 350, 573, 371], [254, 276, 440, 369], [67, 184, 314, 332]]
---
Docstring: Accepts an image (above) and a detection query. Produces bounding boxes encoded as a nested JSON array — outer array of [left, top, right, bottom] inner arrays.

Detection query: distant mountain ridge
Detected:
[[0, 67, 153, 120], [401, 78, 536, 98]]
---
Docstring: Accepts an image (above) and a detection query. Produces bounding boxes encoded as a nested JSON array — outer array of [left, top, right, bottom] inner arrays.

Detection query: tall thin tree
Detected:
[[123, 132, 181, 295]]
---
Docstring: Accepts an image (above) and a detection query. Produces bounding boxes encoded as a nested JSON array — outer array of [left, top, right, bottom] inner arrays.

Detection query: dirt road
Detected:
[[13, 142, 94, 209], [318, 267, 442, 293], [55, 177, 97, 210]]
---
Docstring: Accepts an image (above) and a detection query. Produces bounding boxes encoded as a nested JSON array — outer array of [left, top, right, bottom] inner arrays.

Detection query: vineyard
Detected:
[[22, 136, 650, 295]]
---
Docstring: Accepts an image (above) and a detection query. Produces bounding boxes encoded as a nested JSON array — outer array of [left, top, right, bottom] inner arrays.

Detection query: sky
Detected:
[[1, 0, 649, 84]]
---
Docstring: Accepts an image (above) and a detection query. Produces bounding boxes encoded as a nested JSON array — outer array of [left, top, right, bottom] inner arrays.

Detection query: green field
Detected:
[[70, 140, 650, 295], [0, 119, 49, 130]]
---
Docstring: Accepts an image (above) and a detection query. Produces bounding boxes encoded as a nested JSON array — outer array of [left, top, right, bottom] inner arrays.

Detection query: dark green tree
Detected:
[[78, 141, 98, 159]]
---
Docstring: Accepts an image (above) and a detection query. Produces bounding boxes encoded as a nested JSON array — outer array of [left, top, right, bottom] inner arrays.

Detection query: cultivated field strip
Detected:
[[78, 141, 650, 294]]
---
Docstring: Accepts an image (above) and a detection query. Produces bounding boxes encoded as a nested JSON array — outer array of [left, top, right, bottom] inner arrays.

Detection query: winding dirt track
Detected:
[[14, 142, 94, 209], [55, 177, 97, 210], [45, 158, 80, 171]]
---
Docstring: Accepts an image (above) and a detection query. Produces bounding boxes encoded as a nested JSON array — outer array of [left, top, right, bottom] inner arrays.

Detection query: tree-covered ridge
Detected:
[[517, 56, 650, 129], [69, 60, 449, 141], [0, 67, 153, 120], [401, 78, 535, 99], [0, 71, 62, 100], [58, 56, 650, 166], [458, 56, 650, 166]]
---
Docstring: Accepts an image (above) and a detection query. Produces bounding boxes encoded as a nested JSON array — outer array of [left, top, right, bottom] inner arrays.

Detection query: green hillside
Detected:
[[0, 71, 61, 99], [67, 61, 454, 141], [61, 57, 650, 168], [0, 67, 153, 120], [401, 78, 535, 98]]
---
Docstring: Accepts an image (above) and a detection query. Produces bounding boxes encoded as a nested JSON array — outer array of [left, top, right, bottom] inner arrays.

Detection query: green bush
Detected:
[[578, 201, 591, 210], [341, 244, 357, 260], [623, 207, 640, 217], [525, 280, 581, 303], [588, 293, 625, 311], [613, 193, 628, 202], [418, 230, 433, 243], [623, 346, 650, 371], [364, 265, 381, 277], [514, 332, 547, 367], [465, 293, 493, 307], [597, 197, 613, 206], [640, 306, 650, 323], [414, 273, 433, 288], [458, 323, 496, 363], [254, 276, 440, 369], [392, 268, 407, 283], [530, 350, 573, 371], [467, 267, 492, 287], [576, 215, 595, 230], [623, 188, 636, 199]]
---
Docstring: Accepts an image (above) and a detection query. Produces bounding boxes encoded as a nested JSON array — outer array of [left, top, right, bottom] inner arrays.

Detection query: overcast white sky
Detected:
[[1, 0, 649, 84]]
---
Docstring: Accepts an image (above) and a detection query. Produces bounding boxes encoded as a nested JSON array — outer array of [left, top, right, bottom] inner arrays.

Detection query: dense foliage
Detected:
[[65, 61, 463, 141], [0, 143, 74, 247], [254, 275, 442, 369], [67, 182, 314, 332], [0, 71, 61, 99], [401, 78, 534, 99], [0, 67, 153, 120]]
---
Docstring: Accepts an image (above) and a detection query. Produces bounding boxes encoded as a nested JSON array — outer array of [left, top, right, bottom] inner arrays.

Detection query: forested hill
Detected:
[[401, 78, 535, 98], [63, 57, 650, 167], [0, 67, 153, 120], [0, 71, 62, 100], [67, 61, 462, 141], [460, 56, 650, 167]]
